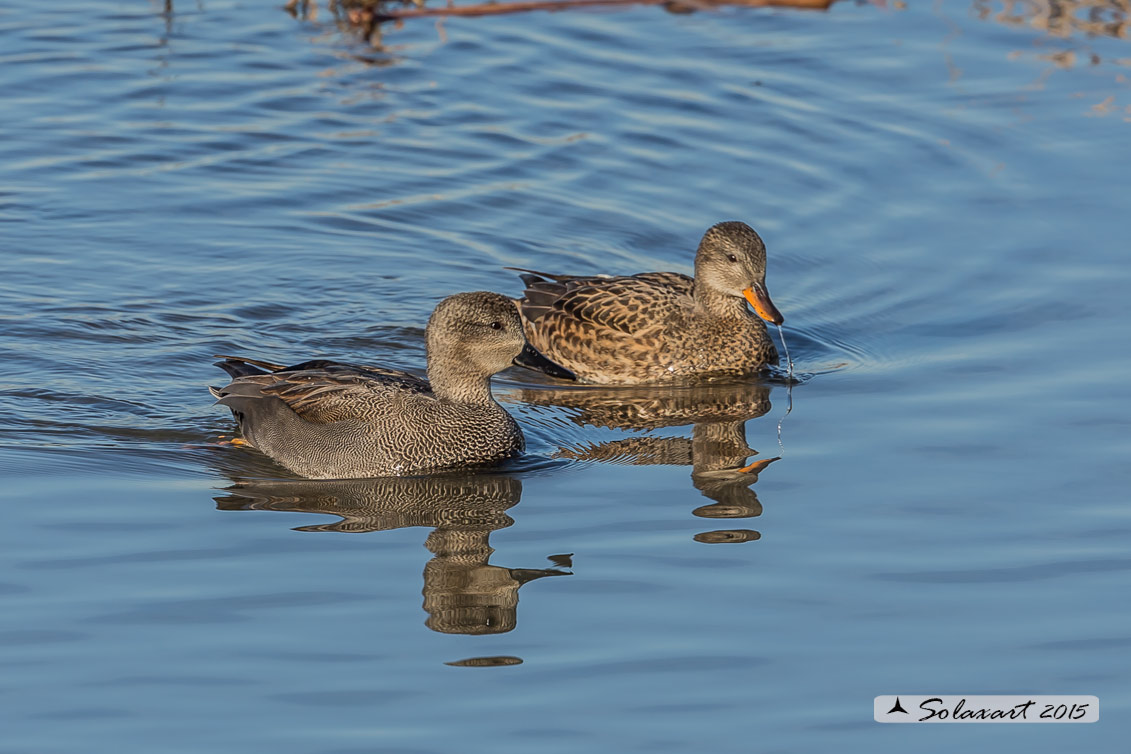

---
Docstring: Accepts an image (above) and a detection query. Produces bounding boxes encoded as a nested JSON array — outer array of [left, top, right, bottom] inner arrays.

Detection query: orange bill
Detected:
[[737, 457, 780, 475], [742, 285, 784, 325]]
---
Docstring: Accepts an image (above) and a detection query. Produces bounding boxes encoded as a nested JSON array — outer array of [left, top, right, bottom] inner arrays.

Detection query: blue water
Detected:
[[2, 0, 1130, 751]]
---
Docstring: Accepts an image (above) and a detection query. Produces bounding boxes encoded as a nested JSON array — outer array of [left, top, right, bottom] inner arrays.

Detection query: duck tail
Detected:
[[213, 355, 282, 378], [503, 266, 580, 285]]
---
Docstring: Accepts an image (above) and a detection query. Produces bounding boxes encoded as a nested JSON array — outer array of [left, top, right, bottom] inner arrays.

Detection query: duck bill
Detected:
[[742, 285, 784, 325], [513, 343, 577, 381]]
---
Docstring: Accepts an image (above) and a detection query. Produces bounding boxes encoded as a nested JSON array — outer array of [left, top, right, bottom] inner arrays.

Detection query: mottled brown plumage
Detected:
[[209, 292, 550, 479], [512, 221, 783, 384]]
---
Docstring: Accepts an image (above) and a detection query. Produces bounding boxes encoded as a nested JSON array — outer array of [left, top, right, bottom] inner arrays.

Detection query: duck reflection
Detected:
[[972, 0, 1129, 40], [514, 381, 780, 543], [214, 474, 570, 635]]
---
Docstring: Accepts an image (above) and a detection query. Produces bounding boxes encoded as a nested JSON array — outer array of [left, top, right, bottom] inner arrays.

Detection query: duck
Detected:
[[511, 221, 784, 384], [209, 291, 571, 479]]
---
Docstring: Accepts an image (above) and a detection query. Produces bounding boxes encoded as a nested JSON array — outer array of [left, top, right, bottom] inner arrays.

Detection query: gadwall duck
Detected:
[[512, 221, 783, 384], [209, 291, 569, 479]]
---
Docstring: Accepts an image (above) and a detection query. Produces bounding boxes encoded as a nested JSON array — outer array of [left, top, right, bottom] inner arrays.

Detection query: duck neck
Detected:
[[427, 355, 497, 406], [692, 283, 748, 320]]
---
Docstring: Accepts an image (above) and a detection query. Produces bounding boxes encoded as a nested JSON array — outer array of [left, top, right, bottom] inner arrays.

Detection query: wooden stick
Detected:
[[375, 0, 835, 22]]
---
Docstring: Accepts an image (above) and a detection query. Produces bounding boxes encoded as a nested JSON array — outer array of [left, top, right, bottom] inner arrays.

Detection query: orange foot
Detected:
[[214, 436, 252, 447]]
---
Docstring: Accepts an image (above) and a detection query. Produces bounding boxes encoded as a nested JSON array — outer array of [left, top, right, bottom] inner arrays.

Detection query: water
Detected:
[[2, 0, 1130, 750]]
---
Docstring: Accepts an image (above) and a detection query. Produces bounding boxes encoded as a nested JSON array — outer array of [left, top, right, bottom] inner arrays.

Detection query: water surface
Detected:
[[2, 0, 1130, 751]]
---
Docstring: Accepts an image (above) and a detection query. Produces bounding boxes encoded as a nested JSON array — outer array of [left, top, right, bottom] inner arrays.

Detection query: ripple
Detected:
[[2, 2, 1130, 750]]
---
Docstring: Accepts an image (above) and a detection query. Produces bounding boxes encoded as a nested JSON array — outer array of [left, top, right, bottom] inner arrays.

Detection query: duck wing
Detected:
[[514, 271, 693, 336], [630, 271, 694, 296], [212, 357, 431, 424]]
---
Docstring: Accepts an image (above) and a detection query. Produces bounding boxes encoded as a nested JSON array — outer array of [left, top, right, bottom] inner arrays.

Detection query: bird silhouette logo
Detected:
[[888, 697, 909, 715]]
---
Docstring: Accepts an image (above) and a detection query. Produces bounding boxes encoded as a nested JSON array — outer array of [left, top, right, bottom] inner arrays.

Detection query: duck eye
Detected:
[[727, 254, 738, 263], [489, 321, 503, 330]]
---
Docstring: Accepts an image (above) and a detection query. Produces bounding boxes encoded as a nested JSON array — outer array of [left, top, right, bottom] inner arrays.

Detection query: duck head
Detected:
[[427, 292, 529, 378], [427, 292, 572, 383], [694, 221, 784, 325]]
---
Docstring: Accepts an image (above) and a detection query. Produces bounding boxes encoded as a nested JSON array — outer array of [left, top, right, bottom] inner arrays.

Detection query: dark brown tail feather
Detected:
[[507, 271, 572, 324], [214, 358, 270, 379], [213, 354, 286, 374], [504, 266, 580, 284]]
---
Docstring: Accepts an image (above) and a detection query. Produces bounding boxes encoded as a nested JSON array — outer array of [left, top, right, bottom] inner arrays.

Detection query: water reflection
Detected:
[[973, 0, 1129, 40], [286, 0, 835, 45], [516, 382, 779, 543], [214, 474, 570, 635], [286, 0, 1130, 45], [445, 655, 524, 667]]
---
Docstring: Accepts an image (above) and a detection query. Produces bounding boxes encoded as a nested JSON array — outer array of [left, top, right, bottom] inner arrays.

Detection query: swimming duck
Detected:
[[512, 221, 783, 384], [209, 291, 569, 479]]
